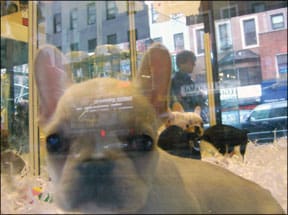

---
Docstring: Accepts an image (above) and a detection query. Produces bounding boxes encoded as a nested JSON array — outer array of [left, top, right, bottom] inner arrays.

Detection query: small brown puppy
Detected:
[[34, 43, 284, 214]]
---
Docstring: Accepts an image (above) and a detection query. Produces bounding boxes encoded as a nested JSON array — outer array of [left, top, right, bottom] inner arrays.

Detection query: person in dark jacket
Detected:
[[170, 50, 208, 122]]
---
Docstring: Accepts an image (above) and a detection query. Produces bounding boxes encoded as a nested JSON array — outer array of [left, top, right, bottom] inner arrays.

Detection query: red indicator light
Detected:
[[100, 129, 106, 137]]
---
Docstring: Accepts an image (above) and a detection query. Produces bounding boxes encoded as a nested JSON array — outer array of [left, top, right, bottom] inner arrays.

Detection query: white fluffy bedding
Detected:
[[1, 138, 287, 214]]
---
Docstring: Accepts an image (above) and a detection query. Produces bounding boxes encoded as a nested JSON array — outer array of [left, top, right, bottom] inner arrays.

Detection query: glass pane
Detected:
[[1, 1, 30, 212], [1, 3, 29, 152], [1, 1, 287, 214]]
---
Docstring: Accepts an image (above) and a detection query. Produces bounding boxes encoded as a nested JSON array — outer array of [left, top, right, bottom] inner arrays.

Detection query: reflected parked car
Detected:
[[241, 100, 287, 143]]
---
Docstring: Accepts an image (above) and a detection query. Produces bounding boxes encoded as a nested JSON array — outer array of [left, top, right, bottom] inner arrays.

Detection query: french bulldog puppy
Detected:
[[158, 102, 203, 157], [165, 102, 204, 137], [34, 43, 284, 214], [200, 124, 248, 159]]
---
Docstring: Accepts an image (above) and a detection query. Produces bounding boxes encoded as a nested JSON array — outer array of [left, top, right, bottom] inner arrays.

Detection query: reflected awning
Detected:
[[1, 12, 28, 43], [218, 50, 260, 65]]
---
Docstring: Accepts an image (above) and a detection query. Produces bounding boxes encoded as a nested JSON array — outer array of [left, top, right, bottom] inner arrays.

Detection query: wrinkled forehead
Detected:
[[46, 81, 157, 137], [70, 95, 137, 128]]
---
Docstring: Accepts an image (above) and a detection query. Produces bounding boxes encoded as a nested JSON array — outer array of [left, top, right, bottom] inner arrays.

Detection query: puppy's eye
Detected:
[[125, 135, 153, 151], [46, 133, 67, 153]]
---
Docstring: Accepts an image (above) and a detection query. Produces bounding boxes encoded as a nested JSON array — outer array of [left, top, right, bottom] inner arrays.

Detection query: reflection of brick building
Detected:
[[187, 3, 287, 86], [259, 29, 287, 80]]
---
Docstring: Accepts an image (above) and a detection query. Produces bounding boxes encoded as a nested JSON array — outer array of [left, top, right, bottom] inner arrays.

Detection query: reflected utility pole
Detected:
[[202, 1, 222, 125]]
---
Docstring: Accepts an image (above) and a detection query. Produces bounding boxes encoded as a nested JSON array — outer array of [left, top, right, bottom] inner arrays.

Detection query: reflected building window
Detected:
[[195, 28, 204, 55], [221, 5, 238, 19], [70, 43, 79, 51], [88, 38, 97, 53], [70, 8, 78, 30], [53, 13, 61, 33], [271, 13, 284, 30], [107, 34, 117, 44], [106, 1, 117, 20], [218, 22, 232, 51], [174, 33, 184, 52], [87, 3, 96, 25], [151, 4, 159, 23], [238, 67, 262, 85], [242, 17, 258, 47], [276, 53, 287, 76], [251, 2, 266, 13]]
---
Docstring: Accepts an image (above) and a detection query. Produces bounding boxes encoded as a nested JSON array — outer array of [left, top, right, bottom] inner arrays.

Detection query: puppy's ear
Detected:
[[137, 43, 171, 119], [34, 45, 72, 126], [172, 102, 184, 112]]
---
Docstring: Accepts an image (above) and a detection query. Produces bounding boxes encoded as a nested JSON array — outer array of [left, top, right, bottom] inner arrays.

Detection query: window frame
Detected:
[[215, 20, 233, 52], [270, 13, 285, 30], [240, 16, 259, 49]]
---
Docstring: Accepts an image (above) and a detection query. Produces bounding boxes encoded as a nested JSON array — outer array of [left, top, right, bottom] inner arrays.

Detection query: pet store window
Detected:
[[1, 1, 287, 214]]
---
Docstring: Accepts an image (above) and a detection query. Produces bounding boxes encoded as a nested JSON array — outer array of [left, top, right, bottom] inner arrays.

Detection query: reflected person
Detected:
[[170, 50, 208, 122]]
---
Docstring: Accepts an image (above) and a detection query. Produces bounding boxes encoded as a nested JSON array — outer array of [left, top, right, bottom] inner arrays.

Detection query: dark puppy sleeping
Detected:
[[201, 124, 248, 158], [34, 43, 284, 214]]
